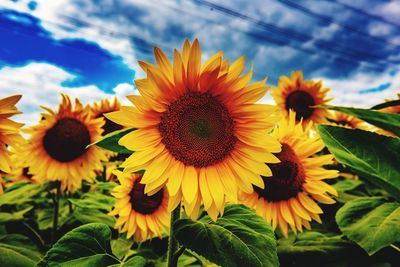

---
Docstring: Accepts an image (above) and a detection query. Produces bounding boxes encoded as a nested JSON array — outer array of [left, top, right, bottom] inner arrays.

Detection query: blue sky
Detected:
[[0, 0, 399, 125]]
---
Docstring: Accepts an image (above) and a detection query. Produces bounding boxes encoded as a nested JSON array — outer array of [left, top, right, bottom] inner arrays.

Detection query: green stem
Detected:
[[390, 244, 400, 253], [167, 203, 181, 267], [51, 182, 61, 244]]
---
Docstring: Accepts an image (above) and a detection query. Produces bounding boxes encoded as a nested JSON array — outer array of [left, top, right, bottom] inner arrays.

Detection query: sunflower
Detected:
[[329, 111, 369, 130], [91, 97, 123, 136], [272, 71, 332, 126], [0, 95, 24, 193], [24, 94, 107, 192], [105, 39, 281, 220], [240, 110, 338, 237], [8, 142, 35, 184], [109, 170, 169, 242]]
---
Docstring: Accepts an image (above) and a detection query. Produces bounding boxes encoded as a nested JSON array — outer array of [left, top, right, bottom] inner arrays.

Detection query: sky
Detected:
[[0, 0, 399, 125]]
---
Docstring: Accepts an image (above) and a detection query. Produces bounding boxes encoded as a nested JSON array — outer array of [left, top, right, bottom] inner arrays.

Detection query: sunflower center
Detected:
[[130, 176, 163, 215], [159, 92, 236, 167], [22, 167, 33, 179], [96, 114, 123, 136], [254, 143, 305, 201], [335, 120, 351, 127], [42, 118, 90, 162], [285, 90, 315, 120]]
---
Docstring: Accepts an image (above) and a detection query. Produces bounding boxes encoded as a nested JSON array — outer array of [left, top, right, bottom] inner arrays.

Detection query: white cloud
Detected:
[[0, 63, 137, 126]]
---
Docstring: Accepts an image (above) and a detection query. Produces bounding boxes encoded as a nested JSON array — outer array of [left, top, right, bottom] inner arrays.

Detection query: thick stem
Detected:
[[167, 203, 181, 267], [51, 182, 61, 244]]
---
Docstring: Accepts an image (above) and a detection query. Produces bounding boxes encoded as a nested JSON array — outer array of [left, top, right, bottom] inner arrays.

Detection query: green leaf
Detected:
[[111, 238, 134, 260], [38, 223, 119, 266], [0, 183, 43, 206], [277, 231, 365, 266], [317, 125, 400, 200], [0, 234, 42, 266], [336, 197, 400, 255], [122, 256, 146, 267], [69, 191, 115, 211], [333, 179, 363, 192], [173, 204, 278, 267], [323, 105, 400, 136], [0, 247, 36, 267], [36, 199, 71, 231], [89, 128, 135, 153], [93, 182, 118, 191], [73, 208, 115, 228], [371, 99, 400, 110], [0, 206, 33, 223]]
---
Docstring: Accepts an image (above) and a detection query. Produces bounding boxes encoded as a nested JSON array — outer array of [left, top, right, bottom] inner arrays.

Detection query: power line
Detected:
[[277, 0, 400, 50], [331, 0, 400, 29], [193, 0, 397, 70]]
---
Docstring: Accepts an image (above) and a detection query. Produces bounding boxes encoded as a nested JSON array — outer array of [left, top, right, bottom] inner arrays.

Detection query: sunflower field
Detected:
[[0, 39, 399, 267]]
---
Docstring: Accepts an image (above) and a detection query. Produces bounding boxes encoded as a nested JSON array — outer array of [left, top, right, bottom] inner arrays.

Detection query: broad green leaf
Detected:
[[0, 183, 43, 206], [0, 247, 36, 267], [371, 99, 400, 110], [89, 128, 135, 153], [93, 181, 118, 191], [123, 256, 146, 267], [0, 206, 33, 223], [336, 197, 400, 255], [323, 105, 400, 136], [277, 231, 366, 266], [173, 204, 278, 267], [317, 125, 400, 200], [38, 223, 119, 266]]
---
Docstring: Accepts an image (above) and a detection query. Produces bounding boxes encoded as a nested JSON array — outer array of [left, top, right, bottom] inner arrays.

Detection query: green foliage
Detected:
[[0, 234, 42, 267], [0, 206, 33, 223], [38, 223, 119, 266], [278, 231, 367, 266], [317, 125, 400, 200], [0, 183, 44, 206], [336, 197, 400, 255], [89, 128, 135, 153], [323, 105, 400, 136], [173, 204, 278, 267], [371, 99, 400, 110]]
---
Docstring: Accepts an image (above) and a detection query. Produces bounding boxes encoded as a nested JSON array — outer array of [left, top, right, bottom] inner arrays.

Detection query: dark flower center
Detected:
[[130, 176, 164, 215], [254, 143, 305, 201], [159, 92, 236, 167], [22, 167, 33, 179], [335, 120, 352, 127], [285, 90, 315, 121], [42, 118, 91, 162]]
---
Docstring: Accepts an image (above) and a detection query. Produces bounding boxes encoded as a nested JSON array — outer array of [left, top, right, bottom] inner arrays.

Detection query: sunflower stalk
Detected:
[[167, 203, 181, 267], [51, 181, 61, 244]]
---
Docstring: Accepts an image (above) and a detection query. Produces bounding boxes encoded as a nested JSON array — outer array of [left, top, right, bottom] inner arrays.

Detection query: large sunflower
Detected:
[[24, 94, 107, 192], [272, 71, 331, 126], [106, 39, 281, 220], [240, 111, 338, 237], [109, 171, 169, 242], [91, 98, 123, 136], [9, 142, 35, 185], [0, 95, 24, 193]]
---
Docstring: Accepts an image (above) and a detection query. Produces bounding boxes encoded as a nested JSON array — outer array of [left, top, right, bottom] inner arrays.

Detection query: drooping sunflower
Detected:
[[272, 70, 332, 126], [105, 39, 281, 220], [329, 111, 369, 130], [91, 98, 123, 136], [0, 95, 24, 193], [240, 110, 338, 237], [109, 170, 169, 242], [24, 94, 107, 192]]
